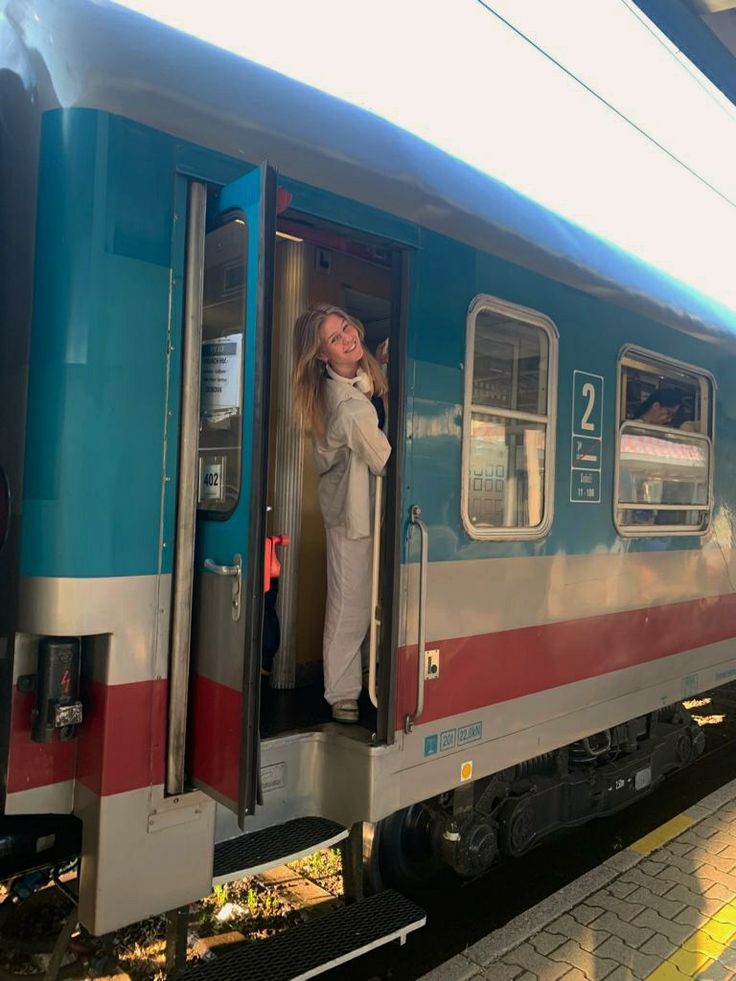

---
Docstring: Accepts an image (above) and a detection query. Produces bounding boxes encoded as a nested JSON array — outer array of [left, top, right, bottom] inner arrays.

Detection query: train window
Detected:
[[197, 218, 248, 514], [462, 295, 558, 539], [615, 348, 714, 535]]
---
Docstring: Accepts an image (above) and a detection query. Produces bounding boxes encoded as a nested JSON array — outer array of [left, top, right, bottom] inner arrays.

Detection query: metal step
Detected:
[[179, 889, 426, 981], [213, 817, 348, 884]]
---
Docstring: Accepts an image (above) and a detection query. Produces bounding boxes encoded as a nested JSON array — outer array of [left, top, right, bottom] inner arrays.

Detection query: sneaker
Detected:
[[332, 699, 359, 724]]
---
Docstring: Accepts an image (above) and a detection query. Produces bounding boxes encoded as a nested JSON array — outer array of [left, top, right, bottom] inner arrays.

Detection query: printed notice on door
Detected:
[[201, 333, 242, 417]]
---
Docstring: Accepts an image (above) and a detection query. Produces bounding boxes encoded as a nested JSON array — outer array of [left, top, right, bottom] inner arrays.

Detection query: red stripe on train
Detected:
[[76, 678, 167, 797], [9, 594, 735, 798], [187, 594, 736, 795], [6, 679, 167, 797], [396, 592, 736, 728], [188, 673, 241, 805], [6, 690, 77, 793]]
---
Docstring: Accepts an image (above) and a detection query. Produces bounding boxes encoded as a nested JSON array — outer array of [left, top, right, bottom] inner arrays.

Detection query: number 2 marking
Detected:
[[581, 382, 596, 431]]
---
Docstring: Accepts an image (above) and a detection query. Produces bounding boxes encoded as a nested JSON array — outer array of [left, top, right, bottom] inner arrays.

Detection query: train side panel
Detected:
[[8, 109, 217, 933], [394, 227, 736, 797], [0, 35, 44, 814], [4, 96, 736, 933]]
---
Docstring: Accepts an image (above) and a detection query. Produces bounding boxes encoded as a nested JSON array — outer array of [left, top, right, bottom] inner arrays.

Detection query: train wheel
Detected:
[[498, 799, 536, 858], [676, 728, 693, 764], [372, 804, 454, 893]]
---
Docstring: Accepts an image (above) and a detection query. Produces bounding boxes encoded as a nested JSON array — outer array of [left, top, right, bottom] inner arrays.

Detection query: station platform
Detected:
[[420, 777, 736, 980]]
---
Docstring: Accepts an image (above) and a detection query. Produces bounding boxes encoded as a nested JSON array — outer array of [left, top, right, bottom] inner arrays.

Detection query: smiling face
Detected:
[[318, 313, 364, 377]]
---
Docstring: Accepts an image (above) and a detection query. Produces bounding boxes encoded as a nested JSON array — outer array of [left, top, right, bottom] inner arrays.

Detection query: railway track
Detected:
[[0, 845, 344, 978], [3, 684, 736, 981]]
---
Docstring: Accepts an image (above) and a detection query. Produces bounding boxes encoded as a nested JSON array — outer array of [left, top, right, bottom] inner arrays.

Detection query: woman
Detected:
[[293, 303, 390, 723]]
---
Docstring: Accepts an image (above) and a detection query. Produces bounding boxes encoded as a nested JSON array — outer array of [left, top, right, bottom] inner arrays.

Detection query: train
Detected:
[[1, 0, 734, 976]]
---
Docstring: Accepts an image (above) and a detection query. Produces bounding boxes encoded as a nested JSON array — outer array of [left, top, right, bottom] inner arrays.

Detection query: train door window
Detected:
[[462, 295, 558, 539], [615, 348, 714, 534], [197, 219, 247, 513]]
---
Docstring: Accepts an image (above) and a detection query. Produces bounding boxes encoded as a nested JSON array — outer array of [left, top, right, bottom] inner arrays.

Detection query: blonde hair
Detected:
[[292, 303, 387, 435]]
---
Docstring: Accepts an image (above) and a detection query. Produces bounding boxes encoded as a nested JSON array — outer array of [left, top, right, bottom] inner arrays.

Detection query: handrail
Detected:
[[367, 474, 383, 708], [405, 504, 428, 733], [166, 181, 206, 797]]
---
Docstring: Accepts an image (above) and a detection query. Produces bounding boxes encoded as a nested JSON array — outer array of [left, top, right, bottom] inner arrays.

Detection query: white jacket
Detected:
[[313, 372, 391, 540]]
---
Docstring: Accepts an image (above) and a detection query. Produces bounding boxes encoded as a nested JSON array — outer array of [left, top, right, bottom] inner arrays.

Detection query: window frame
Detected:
[[461, 294, 559, 541], [614, 344, 716, 538]]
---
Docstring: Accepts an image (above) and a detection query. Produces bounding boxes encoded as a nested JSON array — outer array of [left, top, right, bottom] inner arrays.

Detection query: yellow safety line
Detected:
[[647, 899, 736, 979], [633, 812, 735, 979], [629, 814, 695, 856]]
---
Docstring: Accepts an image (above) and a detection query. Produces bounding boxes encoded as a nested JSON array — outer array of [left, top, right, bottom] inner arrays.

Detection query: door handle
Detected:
[[405, 505, 428, 733], [204, 553, 242, 622]]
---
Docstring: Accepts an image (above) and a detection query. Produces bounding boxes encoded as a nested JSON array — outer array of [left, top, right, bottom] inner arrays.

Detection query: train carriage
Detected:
[[1, 0, 735, 973]]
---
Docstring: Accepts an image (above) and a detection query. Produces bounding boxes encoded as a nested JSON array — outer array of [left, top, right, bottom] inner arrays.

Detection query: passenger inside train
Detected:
[[618, 357, 711, 529], [256, 224, 398, 737], [632, 387, 683, 426], [292, 304, 391, 724]]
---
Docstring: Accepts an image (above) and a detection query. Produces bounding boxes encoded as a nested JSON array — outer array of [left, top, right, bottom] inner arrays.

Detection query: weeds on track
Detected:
[[0, 850, 343, 980]]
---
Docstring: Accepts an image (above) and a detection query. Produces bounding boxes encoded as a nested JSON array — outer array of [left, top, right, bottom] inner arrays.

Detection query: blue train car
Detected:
[[1, 0, 735, 973]]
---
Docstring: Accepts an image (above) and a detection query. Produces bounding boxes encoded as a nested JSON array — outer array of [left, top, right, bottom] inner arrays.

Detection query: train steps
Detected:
[[177, 888, 426, 981], [212, 816, 349, 884]]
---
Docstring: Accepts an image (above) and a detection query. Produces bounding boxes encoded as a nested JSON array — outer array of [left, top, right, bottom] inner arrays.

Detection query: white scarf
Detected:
[[325, 362, 373, 396]]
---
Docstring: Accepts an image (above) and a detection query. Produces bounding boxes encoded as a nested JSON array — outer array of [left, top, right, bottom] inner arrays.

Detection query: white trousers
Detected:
[[323, 526, 372, 705]]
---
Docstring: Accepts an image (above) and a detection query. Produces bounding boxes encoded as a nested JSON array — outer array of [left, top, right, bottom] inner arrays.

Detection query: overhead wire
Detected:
[[474, 0, 736, 211], [620, 0, 736, 114]]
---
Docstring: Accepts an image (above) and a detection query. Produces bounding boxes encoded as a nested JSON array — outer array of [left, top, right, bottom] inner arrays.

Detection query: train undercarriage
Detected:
[[375, 703, 705, 889], [0, 702, 706, 977]]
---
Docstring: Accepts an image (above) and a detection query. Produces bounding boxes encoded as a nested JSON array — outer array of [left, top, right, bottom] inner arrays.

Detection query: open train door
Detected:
[[176, 164, 276, 827]]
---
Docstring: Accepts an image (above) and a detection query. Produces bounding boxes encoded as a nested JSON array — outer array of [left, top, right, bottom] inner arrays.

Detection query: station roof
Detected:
[[633, 0, 736, 104]]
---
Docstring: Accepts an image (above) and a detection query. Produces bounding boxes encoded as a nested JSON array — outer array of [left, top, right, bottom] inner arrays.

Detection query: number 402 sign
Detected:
[[199, 457, 225, 503], [570, 371, 603, 504]]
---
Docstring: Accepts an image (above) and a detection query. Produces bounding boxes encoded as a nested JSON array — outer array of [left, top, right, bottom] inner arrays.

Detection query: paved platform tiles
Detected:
[[420, 778, 736, 980]]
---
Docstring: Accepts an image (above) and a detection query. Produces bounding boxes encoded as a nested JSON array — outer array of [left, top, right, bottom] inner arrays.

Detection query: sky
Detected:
[[113, 0, 736, 311]]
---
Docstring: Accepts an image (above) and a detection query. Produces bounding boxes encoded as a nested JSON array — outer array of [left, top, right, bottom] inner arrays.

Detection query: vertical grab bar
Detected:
[[166, 182, 207, 796], [405, 504, 428, 733], [367, 474, 383, 708]]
